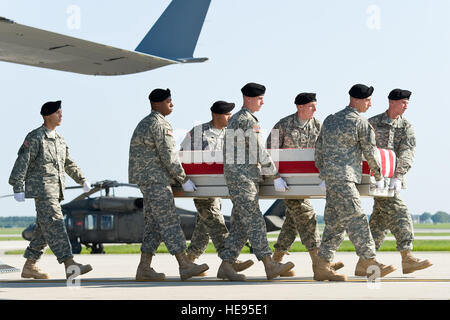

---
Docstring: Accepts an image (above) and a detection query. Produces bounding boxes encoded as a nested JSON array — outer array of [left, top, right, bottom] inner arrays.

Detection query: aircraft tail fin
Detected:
[[263, 200, 286, 232], [135, 0, 211, 62]]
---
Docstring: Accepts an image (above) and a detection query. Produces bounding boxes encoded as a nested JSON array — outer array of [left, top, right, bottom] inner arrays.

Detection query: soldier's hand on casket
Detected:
[[375, 179, 386, 191], [83, 181, 92, 193], [389, 178, 402, 192], [182, 179, 197, 192], [13, 192, 25, 202], [274, 177, 289, 192]]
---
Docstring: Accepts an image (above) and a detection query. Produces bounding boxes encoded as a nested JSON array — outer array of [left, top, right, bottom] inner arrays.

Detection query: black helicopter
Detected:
[[19, 180, 286, 254]]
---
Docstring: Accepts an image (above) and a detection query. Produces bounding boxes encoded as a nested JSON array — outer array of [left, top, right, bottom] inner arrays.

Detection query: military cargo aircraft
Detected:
[[19, 180, 286, 254], [0, 0, 211, 75]]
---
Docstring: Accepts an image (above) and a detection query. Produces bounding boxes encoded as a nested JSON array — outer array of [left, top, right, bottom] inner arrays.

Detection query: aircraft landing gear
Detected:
[[70, 238, 82, 254], [89, 243, 105, 254]]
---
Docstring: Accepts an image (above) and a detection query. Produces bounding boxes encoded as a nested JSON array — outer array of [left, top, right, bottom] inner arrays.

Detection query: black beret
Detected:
[[388, 88, 411, 100], [241, 82, 266, 97], [40, 100, 61, 116], [149, 88, 171, 102], [295, 92, 316, 105], [210, 100, 235, 114], [349, 84, 374, 99]]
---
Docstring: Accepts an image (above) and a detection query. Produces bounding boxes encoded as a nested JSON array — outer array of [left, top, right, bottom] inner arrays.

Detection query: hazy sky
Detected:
[[1, 0, 449, 218]]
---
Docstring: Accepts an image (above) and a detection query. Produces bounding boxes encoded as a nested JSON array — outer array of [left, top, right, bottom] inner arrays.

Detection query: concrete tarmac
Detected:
[[0, 251, 449, 300]]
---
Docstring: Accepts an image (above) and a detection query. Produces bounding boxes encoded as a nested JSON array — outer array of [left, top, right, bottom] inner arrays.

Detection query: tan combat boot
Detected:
[[175, 252, 209, 281], [401, 250, 433, 274], [309, 248, 344, 271], [354, 257, 396, 278], [186, 252, 207, 276], [135, 253, 166, 281], [262, 255, 295, 280], [313, 256, 347, 281], [217, 261, 246, 281], [21, 259, 50, 279], [233, 259, 254, 272], [64, 257, 93, 279], [272, 249, 295, 277]]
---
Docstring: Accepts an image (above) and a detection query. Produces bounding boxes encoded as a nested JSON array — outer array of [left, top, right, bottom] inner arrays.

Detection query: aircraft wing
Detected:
[[0, 17, 176, 76], [0, 0, 211, 75]]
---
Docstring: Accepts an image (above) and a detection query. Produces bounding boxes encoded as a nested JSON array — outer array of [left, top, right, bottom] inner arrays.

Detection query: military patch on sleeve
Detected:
[[23, 140, 30, 148]]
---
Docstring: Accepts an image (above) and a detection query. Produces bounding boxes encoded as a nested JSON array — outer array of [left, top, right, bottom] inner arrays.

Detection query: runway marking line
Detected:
[[1, 278, 450, 284]]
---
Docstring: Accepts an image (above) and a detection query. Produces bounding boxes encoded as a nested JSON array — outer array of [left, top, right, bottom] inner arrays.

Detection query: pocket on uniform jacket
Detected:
[[42, 176, 59, 194]]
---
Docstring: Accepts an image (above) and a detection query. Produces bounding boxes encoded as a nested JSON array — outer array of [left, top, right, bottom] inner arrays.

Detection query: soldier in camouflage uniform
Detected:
[[369, 88, 432, 274], [314, 84, 396, 281], [217, 82, 295, 281], [128, 88, 208, 281], [266, 92, 343, 276], [9, 100, 93, 279], [180, 101, 254, 274]]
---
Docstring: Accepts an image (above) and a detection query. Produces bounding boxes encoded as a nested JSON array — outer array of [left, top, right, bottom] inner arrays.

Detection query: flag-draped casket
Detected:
[[173, 148, 396, 199]]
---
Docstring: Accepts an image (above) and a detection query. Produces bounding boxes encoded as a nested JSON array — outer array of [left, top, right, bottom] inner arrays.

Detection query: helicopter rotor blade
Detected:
[[71, 186, 103, 202], [115, 183, 139, 188], [65, 186, 83, 190], [0, 194, 14, 199]]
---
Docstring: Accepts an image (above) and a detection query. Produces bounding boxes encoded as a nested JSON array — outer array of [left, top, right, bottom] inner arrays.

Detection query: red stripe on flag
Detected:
[[362, 161, 371, 175], [380, 148, 387, 176], [278, 161, 319, 173], [182, 161, 321, 175], [182, 163, 224, 175], [183, 161, 375, 175]]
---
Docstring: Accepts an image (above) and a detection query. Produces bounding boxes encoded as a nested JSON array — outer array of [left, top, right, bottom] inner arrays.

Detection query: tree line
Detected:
[[0, 211, 449, 228], [0, 216, 35, 228]]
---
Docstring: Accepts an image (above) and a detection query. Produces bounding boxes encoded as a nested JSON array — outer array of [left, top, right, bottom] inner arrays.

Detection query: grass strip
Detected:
[[5, 239, 450, 255], [0, 237, 23, 241]]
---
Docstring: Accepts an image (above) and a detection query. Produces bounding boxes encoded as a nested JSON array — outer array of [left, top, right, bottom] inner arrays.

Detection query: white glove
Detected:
[[274, 177, 289, 192], [83, 181, 92, 193], [375, 179, 385, 191], [389, 178, 402, 192], [14, 192, 25, 202], [182, 179, 197, 192], [319, 180, 326, 191]]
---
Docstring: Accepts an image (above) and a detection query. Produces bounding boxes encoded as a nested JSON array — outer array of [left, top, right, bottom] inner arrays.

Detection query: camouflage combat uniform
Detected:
[[129, 110, 188, 256], [368, 111, 416, 251], [220, 107, 278, 263], [180, 121, 229, 258], [314, 106, 382, 261], [266, 113, 321, 252], [9, 125, 86, 263]]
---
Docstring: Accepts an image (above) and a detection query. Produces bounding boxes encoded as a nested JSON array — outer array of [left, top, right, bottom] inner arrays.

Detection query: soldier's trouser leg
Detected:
[[186, 211, 210, 257], [24, 198, 73, 264], [370, 192, 414, 252], [319, 181, 376, 262], [140, 184, 186, 256], [289, 199, 321, 251], [220, 179, 272, 263], [187, 198, 228, 257], [273, 200, 298, 252], [369, 199, 389, 250]]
